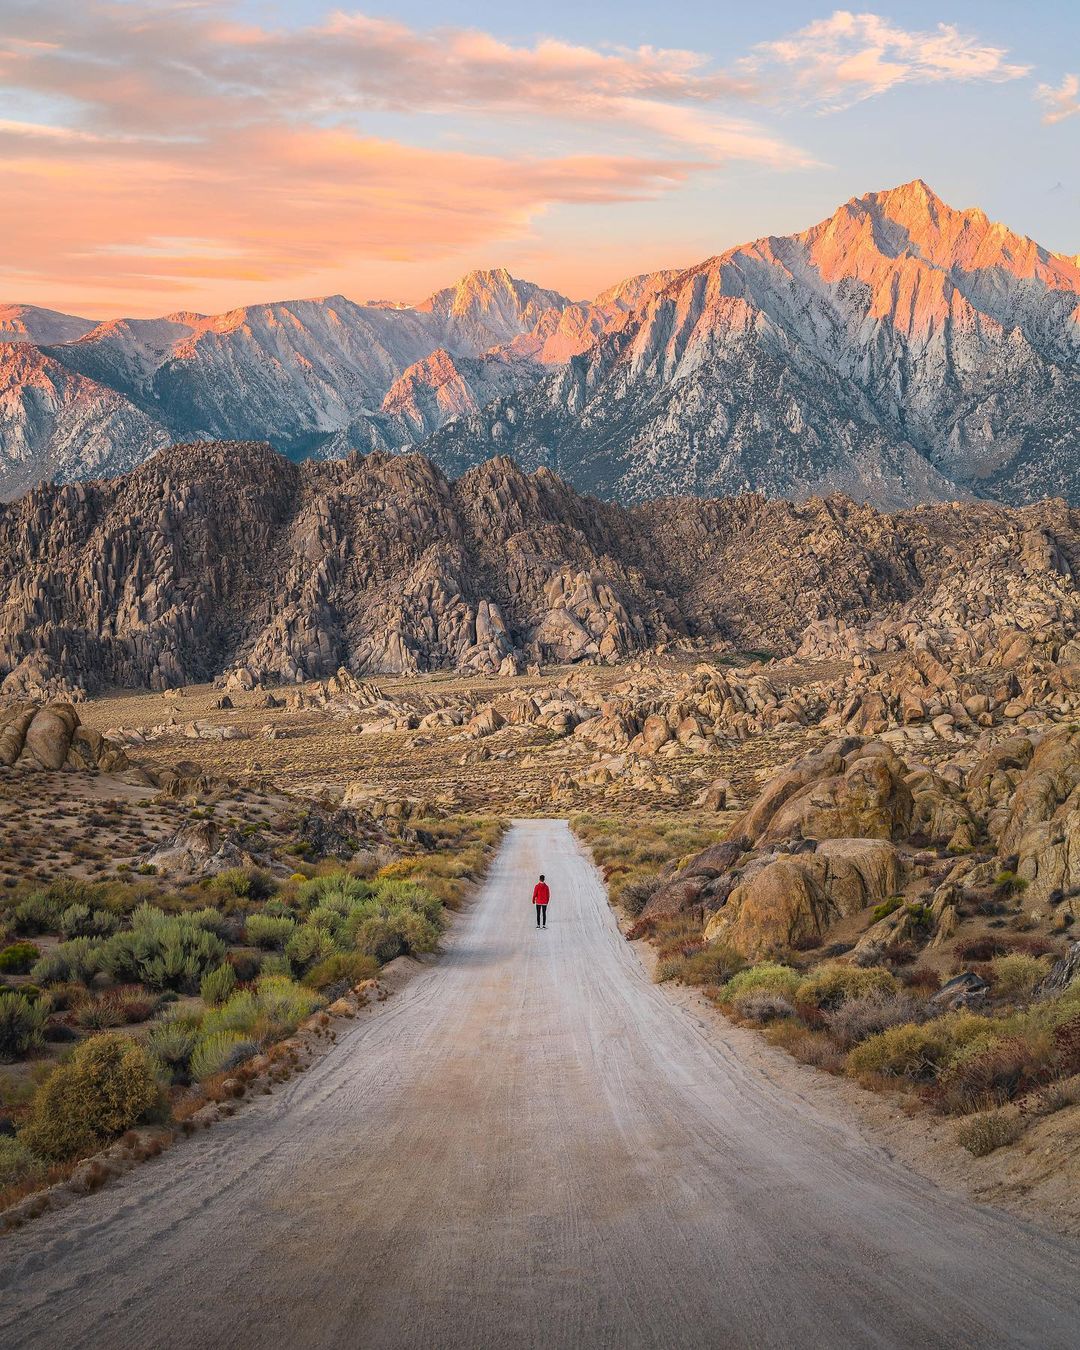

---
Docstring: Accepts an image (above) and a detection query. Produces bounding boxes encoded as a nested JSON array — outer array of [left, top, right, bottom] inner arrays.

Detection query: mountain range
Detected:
[[1, 181, 1077, 508]]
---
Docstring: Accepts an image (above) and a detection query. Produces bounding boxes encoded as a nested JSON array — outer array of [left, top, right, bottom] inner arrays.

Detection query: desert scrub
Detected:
[[987, 953, 1049, 999], [245, 914, 298, 950], [302, 952, 379, 993], [189, 1031, 259, 1082], [0, 1135, 45, 1189], [102, 911, 226, 993], [717, 963, 802, 1005], [0, 941, 39, 974], [59, 904, 118, 939], [0, 992, 48, 1061], [955, 1110, 1024, 1156], [284, 923, 337, 974], [200, 963, 237, 1006], [658, 942, 744, 988], [735, 990, 796, 1024], [31, 937, 102, 988], [825, 993, 924, 1050], [20, 1033, 163, 1161], [846, 1011, 992, 1082], [795, 964, 899, 1011], [570, 813, 715, 911], [146, 1018, 199, 1081]]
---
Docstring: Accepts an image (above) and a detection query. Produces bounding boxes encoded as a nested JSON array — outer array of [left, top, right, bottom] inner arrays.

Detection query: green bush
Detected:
[[0, 991, 48, 1060], [189, 1031, 259, 1081], [258, 953, 292, 978], [795, 964, 899, 1011], [284, 924, 337, 973], [146, 1018, 198, 1079], [20, 1033, 163, 1161], [59, 905, 118, 939], [659, 942, 744, 988], [187, 908, 232, 939], [200, 964, 237, 1006], [871, 896, 903, 922], [102, 917, 226, 993], [302, 952, 379, 992], [717, 963, 802, 1004], [200, 990, 260, 1039], [12, 894, 60, 936], [988, 954, 1048, 999], [846, 1011, 991, 1081], [245, 914, 297, 950], [253, 975, 323, 1036], [0, 1136, 45, 1189], [31, 937, 102, 988], [0, 941, 40, 974]]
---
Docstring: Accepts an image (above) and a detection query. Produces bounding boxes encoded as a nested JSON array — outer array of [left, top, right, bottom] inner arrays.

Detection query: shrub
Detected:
[[59, 905, 117, 939], [987, 954, 1048, 999], [284, 924, 337, 974], [200, 991, 260, 1039], [0, 992, 48, 1060], [188, 1032, 259, 1082], [766, 1021, 846, 1072], [825, 993, 924, 1050], [102, 920, 226, 993], [955, 1111, 1024, 1156], [954, 936, 1008, 963], [258, 953, 292, 979], [675, 942, 744, 988], [0, 941, 40, 974], [847, 1012, 991, 1082], [734, 990, 796, 1024], [31, 937, 102, 988], [619, 874, 662, 919], [146, 1018, 198, 1079], [253, 975, 323, 1036], [935, 1033, 1056, 1115], [245, 914, 297, 950], [871, 896, 903, 922], [13, 894, 59, 936], [187, 908, 232, 939], [72, 996, 123, 1030], [21, 1033, 162, 1161], [718, 963, 801, 1004], [200, 964, 237, 1006], [795, 964, 899, 1011], [0, 1136, 45, 1189], [303, 952, 379, 992]]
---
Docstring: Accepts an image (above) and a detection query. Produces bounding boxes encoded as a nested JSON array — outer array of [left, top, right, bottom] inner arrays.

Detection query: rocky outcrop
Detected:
[[0, 701, 128, 772], [6, 442, 1080, 695]]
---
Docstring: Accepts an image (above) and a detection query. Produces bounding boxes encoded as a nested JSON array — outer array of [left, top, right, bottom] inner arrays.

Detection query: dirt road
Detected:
[[3, 819, 1079, 1349]]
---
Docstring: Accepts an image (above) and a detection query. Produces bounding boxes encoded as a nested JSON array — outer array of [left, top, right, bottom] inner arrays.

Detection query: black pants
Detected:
[[535, 904, 547, 927]]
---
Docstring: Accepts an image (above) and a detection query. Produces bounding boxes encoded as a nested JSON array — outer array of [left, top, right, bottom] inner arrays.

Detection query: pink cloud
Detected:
[[0, 3, 814, 314], [745, 10, 1030, 111], [1036, 74, 1080, 125]]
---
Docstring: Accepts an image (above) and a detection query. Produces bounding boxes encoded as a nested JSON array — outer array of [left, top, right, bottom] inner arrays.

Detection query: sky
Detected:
[[0, 0, 1077, 318]]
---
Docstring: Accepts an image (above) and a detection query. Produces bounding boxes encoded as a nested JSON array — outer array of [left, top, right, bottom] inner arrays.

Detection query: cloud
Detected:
[[1036, 74, 1080, 125], [745, 10, 1030, 111], [0, 2, 814, 312]]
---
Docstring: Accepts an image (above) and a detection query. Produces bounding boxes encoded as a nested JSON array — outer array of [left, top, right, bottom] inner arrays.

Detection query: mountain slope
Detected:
[[1, 182, 1076, 506], [0, 343, 169, 500], [426, 181, 1080, 505], [0, 304, 97, 346]]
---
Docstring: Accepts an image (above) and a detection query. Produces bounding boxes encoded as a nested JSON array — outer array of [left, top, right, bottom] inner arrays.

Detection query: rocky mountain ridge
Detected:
[[1, 440, 1079, 700], [2, 182, 1075, 508]]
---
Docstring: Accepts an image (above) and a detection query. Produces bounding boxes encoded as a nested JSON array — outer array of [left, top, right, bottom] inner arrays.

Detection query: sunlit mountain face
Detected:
[[1, 183, 1077, 508]]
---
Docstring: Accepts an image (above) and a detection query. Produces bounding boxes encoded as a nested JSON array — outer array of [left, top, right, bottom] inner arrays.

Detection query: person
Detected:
[[533, 874, 550, 928]]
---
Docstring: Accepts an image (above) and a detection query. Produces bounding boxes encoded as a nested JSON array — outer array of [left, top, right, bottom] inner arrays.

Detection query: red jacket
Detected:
[[532, 882, 550, 905]]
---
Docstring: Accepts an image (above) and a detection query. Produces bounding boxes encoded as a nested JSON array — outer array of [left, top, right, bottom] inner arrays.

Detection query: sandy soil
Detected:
[[2, 821, 1078, 1349]]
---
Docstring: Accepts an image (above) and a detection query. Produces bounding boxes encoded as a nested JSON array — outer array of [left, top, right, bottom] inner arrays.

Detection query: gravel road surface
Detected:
[[3, 819, 1079, 1349]]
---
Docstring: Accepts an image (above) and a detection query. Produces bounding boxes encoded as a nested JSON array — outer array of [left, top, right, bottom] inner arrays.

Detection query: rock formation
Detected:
[[0, 701, 128, 772], [4, 441, 1080, 695]]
